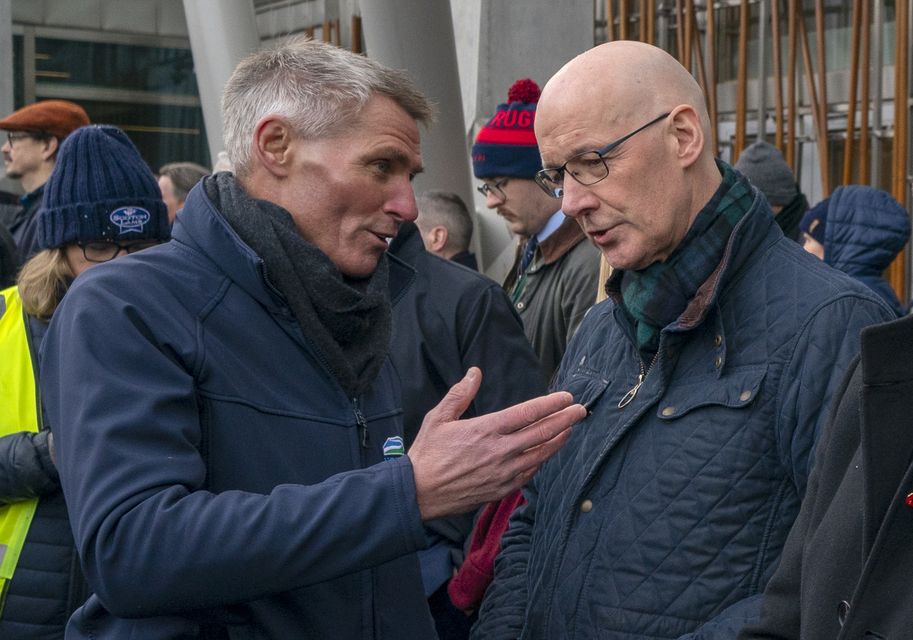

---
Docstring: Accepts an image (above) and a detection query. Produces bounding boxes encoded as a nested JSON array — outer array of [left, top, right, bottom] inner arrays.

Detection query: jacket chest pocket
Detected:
[[560, 359, 613, 411], [654, 365, 767, 422]]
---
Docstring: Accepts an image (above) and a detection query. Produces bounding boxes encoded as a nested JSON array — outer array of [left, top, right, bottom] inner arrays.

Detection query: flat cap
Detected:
[[0, 100, 89, 140]]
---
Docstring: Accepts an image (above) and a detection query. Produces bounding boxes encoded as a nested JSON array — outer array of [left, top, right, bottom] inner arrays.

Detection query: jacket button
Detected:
[[713, 334, 723, 347], [580, 499, 593, 513], [739, 390, 752, 401], [516, 301, 525, 310], [837, 599, 850, 626], [661, 406, 676, 417], [714, 356, 723, 368]]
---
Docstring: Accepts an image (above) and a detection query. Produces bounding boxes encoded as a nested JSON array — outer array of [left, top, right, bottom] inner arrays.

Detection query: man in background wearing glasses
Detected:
[[0, 100, 89, 264], [472, 77, 600, 378], [473, 41, 895, 640]]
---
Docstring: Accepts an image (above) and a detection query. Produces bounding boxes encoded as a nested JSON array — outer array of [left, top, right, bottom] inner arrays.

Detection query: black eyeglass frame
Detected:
[[534, 112, 671, 198], [78, 240, 162, 263], [5, 130, 49, 146], [476, 177, 510, 200]]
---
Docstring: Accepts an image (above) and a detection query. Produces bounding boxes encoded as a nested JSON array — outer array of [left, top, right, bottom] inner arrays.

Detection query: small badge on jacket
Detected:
[[382, 436, 405, 461]]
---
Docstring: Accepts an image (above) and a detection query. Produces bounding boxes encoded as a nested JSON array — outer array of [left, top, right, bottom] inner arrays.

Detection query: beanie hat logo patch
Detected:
[[110, 206, 151, 234]]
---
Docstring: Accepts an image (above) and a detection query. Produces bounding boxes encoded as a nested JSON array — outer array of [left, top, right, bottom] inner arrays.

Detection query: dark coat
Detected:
[[824, 185, 910, 316], [473, 189, 895, 640], [503, 216, 601, 378], [0, 306, 89, 639], [739, 313, 913, 640], [388, 222, 547, 446], [7, 186, 43, 266], [388, 222, 547, 597], [41, 182, 435, 639], [0, 222, 17, 287]]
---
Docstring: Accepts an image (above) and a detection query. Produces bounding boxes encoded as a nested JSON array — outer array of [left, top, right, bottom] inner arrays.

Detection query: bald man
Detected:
[[472, 42, 894, 639]]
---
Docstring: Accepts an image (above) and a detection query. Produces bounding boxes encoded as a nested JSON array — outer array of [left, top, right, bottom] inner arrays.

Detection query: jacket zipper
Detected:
[[353, 397, 369, 448], [617, 350, 660, 408]]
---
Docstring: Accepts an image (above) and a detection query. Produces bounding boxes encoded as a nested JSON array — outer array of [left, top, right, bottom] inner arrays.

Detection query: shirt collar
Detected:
[[536, 209, 566, 243]]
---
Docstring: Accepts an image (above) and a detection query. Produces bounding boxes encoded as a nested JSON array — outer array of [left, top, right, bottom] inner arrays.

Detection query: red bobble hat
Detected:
[[472, 78, 542, 179]]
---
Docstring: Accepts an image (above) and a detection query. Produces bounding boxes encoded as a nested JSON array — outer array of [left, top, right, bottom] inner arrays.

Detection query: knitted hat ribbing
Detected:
[[38, 125, 170, 249], [734, 140, 799, 206], [472, 78, 542, 179]]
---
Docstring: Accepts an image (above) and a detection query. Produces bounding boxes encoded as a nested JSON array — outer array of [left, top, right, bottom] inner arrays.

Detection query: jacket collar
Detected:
[[538, 216, 587, 266]]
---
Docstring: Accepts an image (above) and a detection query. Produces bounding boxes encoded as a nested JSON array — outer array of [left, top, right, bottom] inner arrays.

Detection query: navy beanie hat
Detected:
[[38, 124, 170, 250], [800, 197, 828, 244], [472, 78, 542, 179]]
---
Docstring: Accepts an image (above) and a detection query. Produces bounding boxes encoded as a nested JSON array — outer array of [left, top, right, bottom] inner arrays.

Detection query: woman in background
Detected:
[[0, 124, 169, 638]]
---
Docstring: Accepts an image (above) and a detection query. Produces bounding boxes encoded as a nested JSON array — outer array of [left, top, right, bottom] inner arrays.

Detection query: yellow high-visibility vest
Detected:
[[0, 286, 40, 613]]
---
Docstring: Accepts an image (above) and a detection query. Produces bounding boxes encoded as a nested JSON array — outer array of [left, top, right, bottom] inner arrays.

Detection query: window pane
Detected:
[[35, 38, 198, 95]]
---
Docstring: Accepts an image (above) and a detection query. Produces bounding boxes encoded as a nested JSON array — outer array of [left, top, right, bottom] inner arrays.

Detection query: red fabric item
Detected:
[[447, 490, 527, 612]]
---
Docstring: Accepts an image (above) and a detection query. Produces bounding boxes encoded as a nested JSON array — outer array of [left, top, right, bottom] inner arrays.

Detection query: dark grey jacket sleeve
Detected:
[[0, 429, 60, 503]]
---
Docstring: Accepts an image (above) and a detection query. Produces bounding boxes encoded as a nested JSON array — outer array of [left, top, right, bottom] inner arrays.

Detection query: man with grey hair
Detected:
[[416, 189, 478, 270], [42, 38, 583, 639], [157, 161, 210, 223]]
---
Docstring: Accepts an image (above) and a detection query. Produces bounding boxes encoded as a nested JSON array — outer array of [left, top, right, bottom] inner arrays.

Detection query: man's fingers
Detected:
[[496, 428, 575, 495], [422, 367, 483, 427], [502, 403, 586, 453], [487, 391, 578, 435]]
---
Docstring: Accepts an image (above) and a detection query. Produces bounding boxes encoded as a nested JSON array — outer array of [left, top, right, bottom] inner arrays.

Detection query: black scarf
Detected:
[[205, 173, 391, 398]]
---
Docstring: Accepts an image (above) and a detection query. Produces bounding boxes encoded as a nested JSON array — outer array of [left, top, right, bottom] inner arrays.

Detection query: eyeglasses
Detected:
[[79, 240, 162, 263], [476, 177, 509, 200], [534, 112, 671, 198], [5, 131, 42, 146]]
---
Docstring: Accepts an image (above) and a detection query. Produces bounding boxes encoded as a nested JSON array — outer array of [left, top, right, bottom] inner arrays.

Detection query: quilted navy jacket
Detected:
[[822, 185, 911, 316], [40, 182, 434, 639], [473, 190, 895, 640]]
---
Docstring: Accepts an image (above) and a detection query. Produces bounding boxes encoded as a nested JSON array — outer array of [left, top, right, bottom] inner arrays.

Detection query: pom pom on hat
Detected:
[[507, 78, 540, 105], [38, 125, 170, 250], [472, 78, 543, 180]]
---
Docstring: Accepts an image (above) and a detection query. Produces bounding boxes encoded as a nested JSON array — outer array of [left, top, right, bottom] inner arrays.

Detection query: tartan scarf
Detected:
[[620, 161, 755, 356]]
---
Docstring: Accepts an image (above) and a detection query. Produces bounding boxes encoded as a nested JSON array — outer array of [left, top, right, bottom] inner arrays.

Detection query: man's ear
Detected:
[[667, 104, 704, 169], [426, 225, 449, 253], [41, 136, 59, 162], [252, 116, 294, 178]]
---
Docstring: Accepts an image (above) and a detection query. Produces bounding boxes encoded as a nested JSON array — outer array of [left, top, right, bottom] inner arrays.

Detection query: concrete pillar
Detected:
[[182, 0, 260, 164], [0, 0, 12, 120], [359, 0, 475, 254], [0, 0, 13, 188], [466, 0, 593, 278]]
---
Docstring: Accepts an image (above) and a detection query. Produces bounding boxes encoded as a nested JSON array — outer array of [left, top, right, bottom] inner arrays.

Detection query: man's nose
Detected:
[[558, 178, 592, 219], [484, 190, 504, 209], [387, 184, 418, 222]]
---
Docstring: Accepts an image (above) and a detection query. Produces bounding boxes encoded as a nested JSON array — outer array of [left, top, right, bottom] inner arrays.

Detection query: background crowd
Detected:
[[0, 35, 910, 640]]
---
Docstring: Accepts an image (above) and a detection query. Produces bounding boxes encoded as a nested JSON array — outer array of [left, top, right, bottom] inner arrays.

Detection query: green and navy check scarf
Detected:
[[620, 161, 754, 356]]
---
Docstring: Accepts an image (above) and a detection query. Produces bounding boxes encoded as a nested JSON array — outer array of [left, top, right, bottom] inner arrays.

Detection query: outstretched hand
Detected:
[[408, 367, 585, 521]]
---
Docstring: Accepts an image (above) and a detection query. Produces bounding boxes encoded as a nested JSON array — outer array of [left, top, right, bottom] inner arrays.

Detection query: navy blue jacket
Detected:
[[473, 188, 894, 639], [823, 185, 910, 316], [41, 182, 434, 639]]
